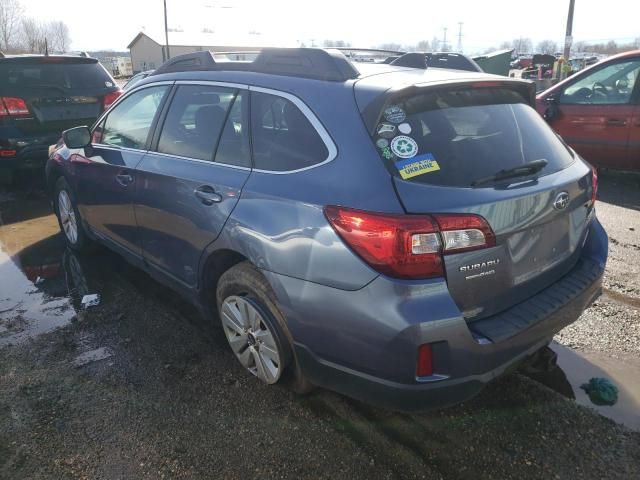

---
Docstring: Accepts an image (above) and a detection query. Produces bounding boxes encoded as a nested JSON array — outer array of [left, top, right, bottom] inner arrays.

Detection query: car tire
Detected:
[[216, 261, 312, 393], [53, 177, 92, 252]]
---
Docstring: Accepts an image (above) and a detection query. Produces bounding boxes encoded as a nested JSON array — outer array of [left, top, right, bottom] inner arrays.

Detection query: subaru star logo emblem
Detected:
[[553, 192, 570, 210]]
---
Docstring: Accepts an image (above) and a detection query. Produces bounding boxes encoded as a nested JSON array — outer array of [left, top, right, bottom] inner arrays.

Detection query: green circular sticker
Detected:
[[390, 135, 418, 158]]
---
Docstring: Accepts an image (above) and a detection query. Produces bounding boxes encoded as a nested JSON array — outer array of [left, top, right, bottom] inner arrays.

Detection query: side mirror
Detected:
[[62, 126, 91, 149]]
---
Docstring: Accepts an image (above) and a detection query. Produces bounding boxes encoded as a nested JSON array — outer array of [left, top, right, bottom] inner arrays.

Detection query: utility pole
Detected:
[[457, 22, 463, 53], [442, 27, 448, 52], [563, 0, 575, 60], [163, 0, 171, 60]]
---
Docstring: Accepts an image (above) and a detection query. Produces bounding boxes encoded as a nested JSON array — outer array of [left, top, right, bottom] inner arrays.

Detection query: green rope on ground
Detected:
[[580, 377, 619, 406]]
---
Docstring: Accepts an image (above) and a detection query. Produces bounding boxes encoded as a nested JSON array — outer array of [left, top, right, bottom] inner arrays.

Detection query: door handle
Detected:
[[607, 118, 627, 127], [115, 172, 133, 187], [194, 186, 222, 205]]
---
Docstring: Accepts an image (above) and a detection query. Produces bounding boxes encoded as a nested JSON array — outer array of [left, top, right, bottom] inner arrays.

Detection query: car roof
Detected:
[[354, 62, 503, 90], [0, 54, 98, 64], [137, 51, 505, 91]]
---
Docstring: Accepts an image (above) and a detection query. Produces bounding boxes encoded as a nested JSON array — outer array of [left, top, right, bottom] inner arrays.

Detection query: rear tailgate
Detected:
[[361, 80, 596, 320], [0, 57, 118, 134]]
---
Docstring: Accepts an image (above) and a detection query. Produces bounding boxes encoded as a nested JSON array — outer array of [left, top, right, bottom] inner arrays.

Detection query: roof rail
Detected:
[[337, 47, 404, 56], [0, 50, 4, 58], [150, 47, 360, 82], [390, 53, 427, 69]]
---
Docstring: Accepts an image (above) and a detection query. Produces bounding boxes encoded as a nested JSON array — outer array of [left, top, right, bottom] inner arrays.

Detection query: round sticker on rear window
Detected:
[[376, 138, 389, 149], [377, 123, 396, 139], [384, 105, 406, 124], [390, 135, 418, 159]]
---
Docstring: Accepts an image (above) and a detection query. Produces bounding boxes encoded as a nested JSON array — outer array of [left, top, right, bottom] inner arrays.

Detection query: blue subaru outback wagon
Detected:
[[46, 48, 607, 410]]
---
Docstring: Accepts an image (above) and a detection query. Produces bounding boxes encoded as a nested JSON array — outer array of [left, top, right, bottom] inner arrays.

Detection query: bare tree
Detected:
[[536, 40, 558, 55], [323, 39, 350, 48], [20, 17, 46, 53], [430, 36, 441, 52], [47, 20, 70, 52], [511, 37, 533, 55], [378, 42, 402, 52], [0, 0, 23, 51], [415, 40, 430, 52], [573, 41, 588, 53]]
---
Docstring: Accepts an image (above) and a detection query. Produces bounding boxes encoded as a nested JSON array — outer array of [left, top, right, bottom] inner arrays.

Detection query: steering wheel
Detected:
[[591, 82, 608, 99]]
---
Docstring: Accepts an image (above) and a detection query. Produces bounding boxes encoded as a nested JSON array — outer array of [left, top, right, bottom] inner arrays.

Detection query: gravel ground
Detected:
[[554, 171, 640, 357], [1, 173, 639, 479]]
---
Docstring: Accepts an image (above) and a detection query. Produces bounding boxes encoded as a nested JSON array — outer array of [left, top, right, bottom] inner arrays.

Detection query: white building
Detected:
[[99, 56, 133, 77], [127, 31, 286, 73]]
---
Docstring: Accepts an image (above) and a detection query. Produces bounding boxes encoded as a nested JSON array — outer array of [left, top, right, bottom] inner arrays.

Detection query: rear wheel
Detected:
[[54, 177, 92, 252], [216, 261, 312, 392]]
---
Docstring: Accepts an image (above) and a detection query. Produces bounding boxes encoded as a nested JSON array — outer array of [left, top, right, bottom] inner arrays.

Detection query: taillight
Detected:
[[324, 206, 442, 279], [103, 90, 123, 110], [0, 97, 30, 116], [324, 206, 495, 280], [590, 166, 598, 207], [433, 214, 496, 253]]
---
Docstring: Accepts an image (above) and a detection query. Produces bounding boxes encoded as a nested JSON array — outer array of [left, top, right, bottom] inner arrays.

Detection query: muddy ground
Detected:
[[0, 172, 639, 479]]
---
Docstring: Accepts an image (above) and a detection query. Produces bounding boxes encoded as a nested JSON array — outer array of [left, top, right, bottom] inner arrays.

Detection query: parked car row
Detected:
[[45, 48, 607, 411]]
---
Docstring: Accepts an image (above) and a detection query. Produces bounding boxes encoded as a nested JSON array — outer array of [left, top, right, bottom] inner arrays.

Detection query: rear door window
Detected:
[[250, 91, 329, 171], [156, 85, 236, 162], [372, 88, 575, 187]]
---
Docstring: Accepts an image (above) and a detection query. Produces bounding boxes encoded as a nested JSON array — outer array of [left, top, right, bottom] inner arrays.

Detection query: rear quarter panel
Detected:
[[201, 80, 404, 290]]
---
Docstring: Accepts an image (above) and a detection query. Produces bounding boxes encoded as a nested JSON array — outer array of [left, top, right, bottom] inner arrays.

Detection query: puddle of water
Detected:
[[539, 343, 640, 431], [0, 194, 83, 345]]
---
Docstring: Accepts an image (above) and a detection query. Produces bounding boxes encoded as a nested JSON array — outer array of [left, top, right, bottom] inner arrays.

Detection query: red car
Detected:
[[536, 50, 640, 171]]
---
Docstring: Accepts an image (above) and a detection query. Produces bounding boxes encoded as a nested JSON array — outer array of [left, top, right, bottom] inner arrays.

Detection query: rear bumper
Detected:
[[0, 133, 60, 170], [265, 218, 607, 411]]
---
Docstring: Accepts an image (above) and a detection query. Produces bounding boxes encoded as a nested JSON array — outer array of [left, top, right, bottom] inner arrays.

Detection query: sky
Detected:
[[22, 0, 640, 54]]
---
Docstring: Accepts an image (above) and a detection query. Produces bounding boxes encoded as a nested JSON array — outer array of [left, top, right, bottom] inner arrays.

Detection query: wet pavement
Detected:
[[1, 175, 639, 479], [550, 343, 640, 430]]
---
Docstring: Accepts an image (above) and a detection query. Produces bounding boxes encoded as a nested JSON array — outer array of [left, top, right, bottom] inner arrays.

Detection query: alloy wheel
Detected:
[[58, 190, 78, 245], [221, 295, 283, 384]]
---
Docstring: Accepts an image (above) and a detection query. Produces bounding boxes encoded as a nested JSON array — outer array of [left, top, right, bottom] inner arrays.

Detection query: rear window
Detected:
[[372, 88, 575, 187], [0, 61, 114, 91]]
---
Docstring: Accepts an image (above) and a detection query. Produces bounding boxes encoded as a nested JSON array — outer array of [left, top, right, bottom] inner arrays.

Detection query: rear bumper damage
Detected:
[[266, 218, 607, 411]]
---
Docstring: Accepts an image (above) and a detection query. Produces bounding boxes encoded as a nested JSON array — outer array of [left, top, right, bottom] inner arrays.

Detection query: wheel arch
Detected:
[[199, 248, 249, 318]]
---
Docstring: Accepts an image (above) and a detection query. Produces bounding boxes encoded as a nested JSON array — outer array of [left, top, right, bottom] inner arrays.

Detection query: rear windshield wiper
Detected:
[[471, 159, 548, 187]]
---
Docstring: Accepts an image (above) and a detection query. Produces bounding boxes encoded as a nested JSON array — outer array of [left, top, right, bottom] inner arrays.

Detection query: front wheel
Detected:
[[54, 177, 92, 252]]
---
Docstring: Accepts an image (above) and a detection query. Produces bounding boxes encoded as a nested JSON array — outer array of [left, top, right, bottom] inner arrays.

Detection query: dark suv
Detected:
[[0, 54, 121, 181], [46, 49, 607, 411]]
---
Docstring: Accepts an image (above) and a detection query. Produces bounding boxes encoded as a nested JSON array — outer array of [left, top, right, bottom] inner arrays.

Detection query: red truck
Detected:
[[536, 50, 640, 171]]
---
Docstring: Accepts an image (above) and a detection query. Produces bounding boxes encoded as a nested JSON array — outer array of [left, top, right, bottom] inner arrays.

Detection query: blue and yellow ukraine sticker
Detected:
[[395, 153, 440, 180]]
